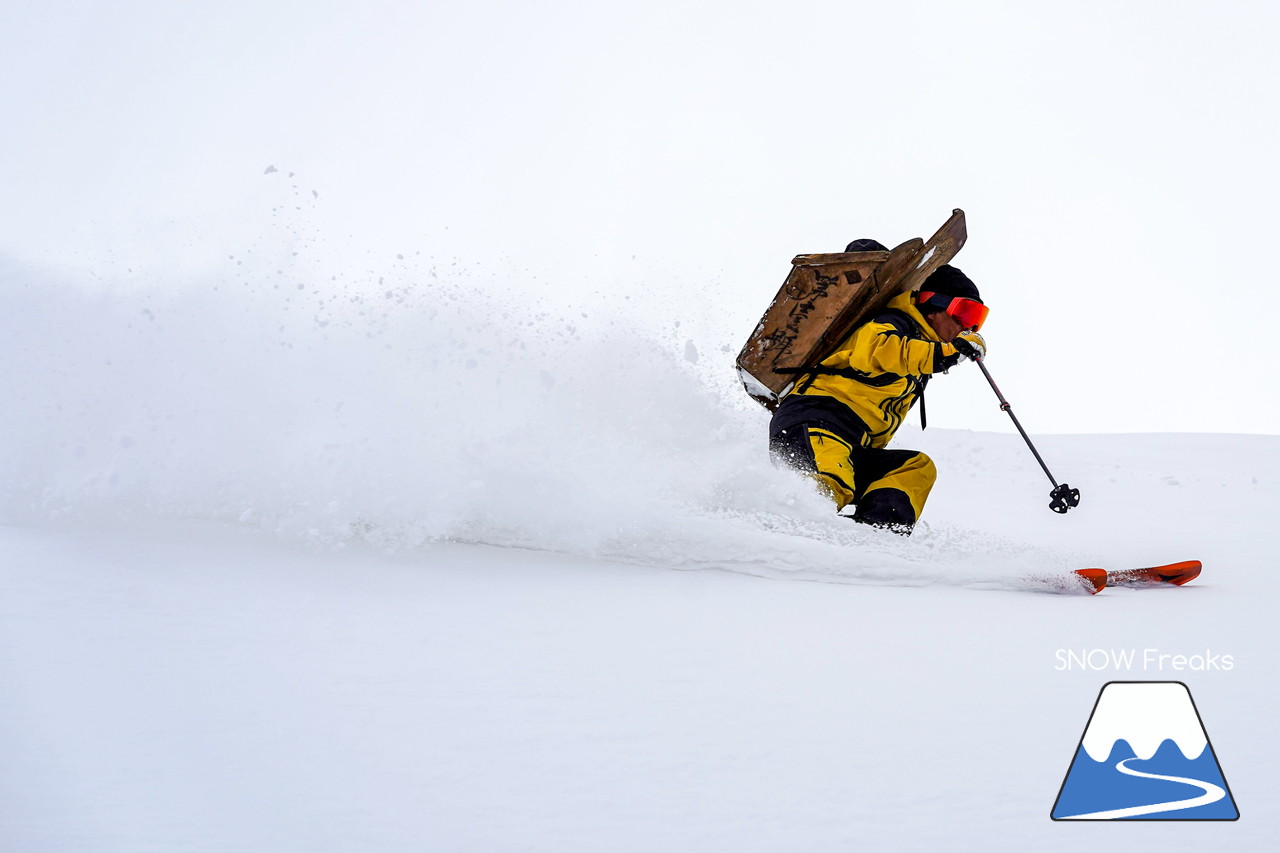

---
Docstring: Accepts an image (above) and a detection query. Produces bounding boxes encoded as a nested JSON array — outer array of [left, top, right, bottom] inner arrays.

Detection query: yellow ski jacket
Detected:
[[773, 290, 964, 449]]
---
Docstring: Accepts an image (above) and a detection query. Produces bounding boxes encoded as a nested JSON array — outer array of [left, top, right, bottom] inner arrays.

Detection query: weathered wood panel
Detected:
[[736, 210, 967, 410]]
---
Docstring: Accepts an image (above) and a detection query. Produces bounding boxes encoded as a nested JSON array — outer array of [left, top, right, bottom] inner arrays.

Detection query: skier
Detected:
[[768, 239, 988, 534]]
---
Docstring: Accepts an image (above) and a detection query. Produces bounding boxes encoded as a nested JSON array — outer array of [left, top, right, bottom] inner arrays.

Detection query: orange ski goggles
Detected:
[[917, 291, 989, 331]]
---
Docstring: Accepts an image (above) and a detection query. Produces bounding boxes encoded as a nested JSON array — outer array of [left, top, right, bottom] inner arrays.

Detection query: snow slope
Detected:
[[3, 259, 1276, 850]]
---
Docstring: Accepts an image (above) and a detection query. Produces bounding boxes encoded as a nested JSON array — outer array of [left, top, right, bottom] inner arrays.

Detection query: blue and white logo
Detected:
[[1051, 681, 1239, 820]]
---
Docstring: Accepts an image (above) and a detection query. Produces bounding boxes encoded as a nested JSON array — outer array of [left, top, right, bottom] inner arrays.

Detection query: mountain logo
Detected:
[[1051, 681, 1239, 820]]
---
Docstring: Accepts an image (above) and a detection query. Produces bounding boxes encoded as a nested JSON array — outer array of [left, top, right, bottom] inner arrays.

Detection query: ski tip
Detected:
[[1162, 560, 1202, 585], [1103, 559, 1203, 588], [1074, 568, 1108, 594]]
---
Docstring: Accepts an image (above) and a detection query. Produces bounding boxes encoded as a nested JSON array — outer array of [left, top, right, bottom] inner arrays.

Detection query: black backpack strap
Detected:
[[880, 307, 933, 430], [777, 307, 931, 404], [875, 307, 923, 337]]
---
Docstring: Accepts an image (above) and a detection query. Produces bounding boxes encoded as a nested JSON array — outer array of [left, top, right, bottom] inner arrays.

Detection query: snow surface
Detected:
[[3, 260, 1277, 850]]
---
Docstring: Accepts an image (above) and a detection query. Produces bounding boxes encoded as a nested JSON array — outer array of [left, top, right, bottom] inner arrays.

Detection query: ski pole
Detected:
[[968, 353, 1081, 514]]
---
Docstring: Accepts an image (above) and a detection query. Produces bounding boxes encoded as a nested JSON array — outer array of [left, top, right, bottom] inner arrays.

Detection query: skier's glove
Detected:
[[953, 331, 986, 361]]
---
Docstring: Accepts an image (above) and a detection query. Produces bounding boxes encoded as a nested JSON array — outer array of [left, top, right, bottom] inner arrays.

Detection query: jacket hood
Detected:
[[887, 290, 940, 342]]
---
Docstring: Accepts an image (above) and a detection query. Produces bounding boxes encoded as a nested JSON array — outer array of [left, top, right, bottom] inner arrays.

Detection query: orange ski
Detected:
[[1104, 560, 1202, 588]]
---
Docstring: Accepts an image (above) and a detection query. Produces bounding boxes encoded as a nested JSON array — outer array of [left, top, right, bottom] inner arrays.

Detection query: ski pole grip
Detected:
[[953, 337, 980, 361]]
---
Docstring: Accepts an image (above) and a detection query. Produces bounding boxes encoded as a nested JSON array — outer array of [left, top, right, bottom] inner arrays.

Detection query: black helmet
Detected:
[[844, 238, 888, 252]]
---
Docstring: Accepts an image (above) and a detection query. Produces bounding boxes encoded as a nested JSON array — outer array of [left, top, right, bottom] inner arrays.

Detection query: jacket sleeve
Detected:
[[822, 317, 960, 376]]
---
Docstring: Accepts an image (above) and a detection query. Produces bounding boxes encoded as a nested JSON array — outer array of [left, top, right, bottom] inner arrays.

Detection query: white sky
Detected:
[[3, 0, 1278, 434]]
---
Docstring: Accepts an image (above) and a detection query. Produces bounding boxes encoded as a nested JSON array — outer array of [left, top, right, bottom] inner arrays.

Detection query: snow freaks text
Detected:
[[1054, 649, 1234, 672]]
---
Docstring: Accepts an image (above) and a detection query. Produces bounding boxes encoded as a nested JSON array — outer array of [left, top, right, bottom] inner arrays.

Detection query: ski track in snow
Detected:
[[440, 505, 1100, 596]]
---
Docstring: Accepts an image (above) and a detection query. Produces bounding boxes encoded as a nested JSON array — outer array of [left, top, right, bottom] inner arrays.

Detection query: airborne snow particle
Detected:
[[684, 340, 699, 364], [263, 165, 278, 175]]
